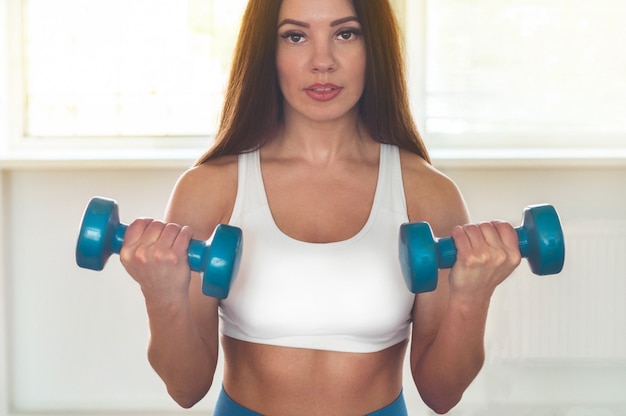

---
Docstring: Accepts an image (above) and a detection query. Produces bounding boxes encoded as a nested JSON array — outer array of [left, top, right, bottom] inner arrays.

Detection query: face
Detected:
[[276, 0, 366, 124]]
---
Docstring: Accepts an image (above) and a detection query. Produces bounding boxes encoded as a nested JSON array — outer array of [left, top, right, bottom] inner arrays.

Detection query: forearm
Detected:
[[145, 297, 218, 408], [412, 293, 491, 414]]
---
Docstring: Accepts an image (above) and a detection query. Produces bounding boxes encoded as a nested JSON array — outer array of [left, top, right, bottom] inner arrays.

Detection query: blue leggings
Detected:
[[213, 386, 408, 416]]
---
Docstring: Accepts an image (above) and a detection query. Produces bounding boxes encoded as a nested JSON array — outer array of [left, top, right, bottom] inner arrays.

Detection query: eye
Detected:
[[336, 29, 361, 41], [281, 31, 306, 44]]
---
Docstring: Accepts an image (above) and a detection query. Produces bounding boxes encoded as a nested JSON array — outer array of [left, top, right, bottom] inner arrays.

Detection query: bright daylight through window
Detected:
[[420, 0, 626, 148], [20, 0, 626, 149], [23, 0, 247, 138]]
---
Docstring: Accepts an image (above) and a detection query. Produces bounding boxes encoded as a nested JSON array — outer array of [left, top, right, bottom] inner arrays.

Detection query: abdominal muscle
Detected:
[[221, 336, 408, 416]]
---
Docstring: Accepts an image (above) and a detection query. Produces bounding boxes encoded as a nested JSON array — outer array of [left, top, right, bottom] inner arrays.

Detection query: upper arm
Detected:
[[399, 151, 470, 367], [163, 157, 239, 354]]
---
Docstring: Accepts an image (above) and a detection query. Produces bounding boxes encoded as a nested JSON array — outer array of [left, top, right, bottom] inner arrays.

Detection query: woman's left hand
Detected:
[[448, 221, 522, 299]]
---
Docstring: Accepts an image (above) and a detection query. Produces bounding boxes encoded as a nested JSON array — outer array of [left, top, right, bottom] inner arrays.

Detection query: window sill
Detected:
[[430, 148, 626, 169], [0, 148, 203, 170], [0, 147, 626, 170]]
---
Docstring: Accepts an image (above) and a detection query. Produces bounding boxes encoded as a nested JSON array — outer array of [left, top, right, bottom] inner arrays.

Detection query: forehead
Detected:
[[278, 0, 357, 23]]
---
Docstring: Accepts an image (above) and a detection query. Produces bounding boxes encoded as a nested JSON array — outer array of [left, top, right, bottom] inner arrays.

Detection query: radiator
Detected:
[[486, 221, 626, 361]]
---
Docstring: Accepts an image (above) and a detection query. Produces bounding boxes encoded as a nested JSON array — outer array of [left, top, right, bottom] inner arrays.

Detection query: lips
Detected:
[[304, 83, 343, 102]]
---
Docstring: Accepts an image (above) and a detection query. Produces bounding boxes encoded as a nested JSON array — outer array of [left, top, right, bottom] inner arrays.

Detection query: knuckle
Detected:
[[510, 250, 523, 267], [132, 245, 152, 265], [118, 249, 131, 265], [492, 249, 508, 267], [154, 245, 187, 268], [460, 251, 489, 268], [154, 248, 176, 263]]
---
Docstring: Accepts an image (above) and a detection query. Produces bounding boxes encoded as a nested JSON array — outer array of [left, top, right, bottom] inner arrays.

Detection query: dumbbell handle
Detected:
[[105, 222, 214, 273], [436, 227, 529, 269]]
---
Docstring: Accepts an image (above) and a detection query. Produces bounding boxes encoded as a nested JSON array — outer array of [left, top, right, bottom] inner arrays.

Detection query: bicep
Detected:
[[163, 165, 236, 356], [402, 159, 470, 363]]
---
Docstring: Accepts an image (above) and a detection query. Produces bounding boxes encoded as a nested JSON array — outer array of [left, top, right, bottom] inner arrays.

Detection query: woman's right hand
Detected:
[[119, 218, 194, 303], [448, 220, 522, 301]]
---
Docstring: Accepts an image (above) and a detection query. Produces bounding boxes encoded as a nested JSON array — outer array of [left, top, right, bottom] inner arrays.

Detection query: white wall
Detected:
[[1, 159, 625, 416]]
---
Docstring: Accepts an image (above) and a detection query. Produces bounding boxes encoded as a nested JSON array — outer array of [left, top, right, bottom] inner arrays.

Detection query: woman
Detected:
[[120, 0, 522, 414]]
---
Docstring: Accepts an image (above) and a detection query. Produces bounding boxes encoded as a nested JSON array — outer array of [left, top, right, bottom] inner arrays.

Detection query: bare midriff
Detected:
[[221, 336, 408, 416]]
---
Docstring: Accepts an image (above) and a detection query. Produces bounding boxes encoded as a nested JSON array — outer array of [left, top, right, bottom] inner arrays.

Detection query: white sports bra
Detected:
[[219, 144, 415, 353]]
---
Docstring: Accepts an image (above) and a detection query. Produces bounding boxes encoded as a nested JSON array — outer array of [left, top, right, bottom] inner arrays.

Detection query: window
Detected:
[[22, 0, 247, 139], [12, 0, 626, 150], [407, 0, 626, 149]]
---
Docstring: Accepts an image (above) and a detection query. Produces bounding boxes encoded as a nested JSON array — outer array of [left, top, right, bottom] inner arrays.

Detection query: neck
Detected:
[[268, 111, 374, 165]]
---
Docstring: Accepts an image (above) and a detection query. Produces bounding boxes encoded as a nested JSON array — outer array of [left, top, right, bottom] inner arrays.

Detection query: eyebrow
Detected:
[[277, 16, 359, 29]]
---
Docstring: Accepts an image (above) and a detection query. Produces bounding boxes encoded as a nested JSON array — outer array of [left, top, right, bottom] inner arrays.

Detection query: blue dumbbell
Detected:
[[399, 204, 565, 293], [75, 196, 242, 299]]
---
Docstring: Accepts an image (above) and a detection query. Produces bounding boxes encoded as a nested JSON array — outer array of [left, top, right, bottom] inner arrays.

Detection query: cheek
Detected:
[[351, 56, 367, 90], [276, 52, 297, 91], [345, 47, 366, 82]]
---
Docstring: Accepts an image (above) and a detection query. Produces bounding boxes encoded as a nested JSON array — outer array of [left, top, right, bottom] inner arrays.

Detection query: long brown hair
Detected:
[[194, 0, 430, 165]]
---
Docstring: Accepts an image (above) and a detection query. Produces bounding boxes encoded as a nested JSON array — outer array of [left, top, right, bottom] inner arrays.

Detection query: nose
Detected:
[[310, 42, 337, 73]]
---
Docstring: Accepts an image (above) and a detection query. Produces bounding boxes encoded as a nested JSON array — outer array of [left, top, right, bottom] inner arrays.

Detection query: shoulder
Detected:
[[165, 154, 239, 240], [399, 148, 470, 236]]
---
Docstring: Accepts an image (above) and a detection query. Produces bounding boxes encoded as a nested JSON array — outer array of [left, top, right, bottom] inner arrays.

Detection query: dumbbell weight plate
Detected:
[[76, 197, 120, 271], [200, 224, 243, 299], [522, 204, 565, 276], [399, 222, 439, 293]]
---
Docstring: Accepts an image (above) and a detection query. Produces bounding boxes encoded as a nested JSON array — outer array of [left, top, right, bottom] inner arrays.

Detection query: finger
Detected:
[[461, 223, 486, 250], [120, 219, 159, 267], [166, 225, 191, 258], [450, 224, 471, 253], [174, 225, 193, 246], [458, 223, 508, 269], [478, 221, 502, 248], [491, 221, 519, 251], [141, 220, 168, 245], [492, 221, 523, 268], [124, 218, 153, 245], [156, 223, 185, 248]]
